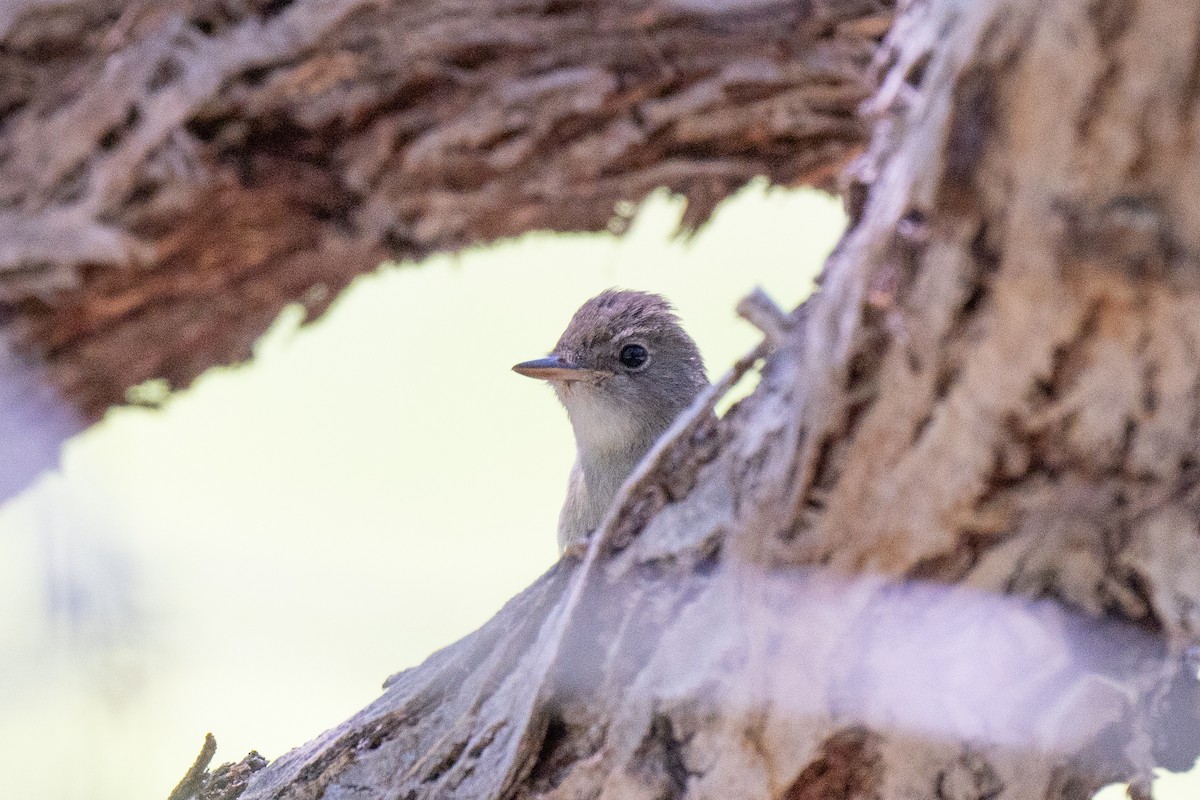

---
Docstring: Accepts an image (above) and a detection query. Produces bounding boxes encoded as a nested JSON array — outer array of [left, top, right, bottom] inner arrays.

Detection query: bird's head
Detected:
[[513, 290, 707, 455]]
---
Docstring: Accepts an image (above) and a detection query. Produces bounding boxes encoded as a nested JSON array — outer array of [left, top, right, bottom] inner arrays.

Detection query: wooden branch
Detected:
[[0, 0, 887, 426], [167, 733, 217, 800]]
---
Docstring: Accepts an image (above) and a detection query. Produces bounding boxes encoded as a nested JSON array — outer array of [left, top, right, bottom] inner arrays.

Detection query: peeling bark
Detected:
[[0, 0, 888, 498], [168, 0, 1200, 797]]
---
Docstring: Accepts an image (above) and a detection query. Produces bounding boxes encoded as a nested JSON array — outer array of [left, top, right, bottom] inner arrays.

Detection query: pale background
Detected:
[[0, 184, 1192, 800]]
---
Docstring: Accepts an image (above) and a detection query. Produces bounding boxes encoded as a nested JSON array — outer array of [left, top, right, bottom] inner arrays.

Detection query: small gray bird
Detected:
[[513, 290, 707, 553]]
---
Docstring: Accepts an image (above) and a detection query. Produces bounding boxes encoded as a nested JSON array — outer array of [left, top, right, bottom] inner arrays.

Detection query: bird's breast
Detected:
[[564, 390, 645, 456]]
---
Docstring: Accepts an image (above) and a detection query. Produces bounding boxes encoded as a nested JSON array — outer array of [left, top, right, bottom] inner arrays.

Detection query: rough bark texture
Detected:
[[176, 0, 1200, 797], [0, 0, 888, 499]]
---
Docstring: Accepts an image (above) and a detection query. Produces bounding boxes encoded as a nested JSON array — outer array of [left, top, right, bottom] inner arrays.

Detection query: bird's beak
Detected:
[[512, 355, 608, 382]]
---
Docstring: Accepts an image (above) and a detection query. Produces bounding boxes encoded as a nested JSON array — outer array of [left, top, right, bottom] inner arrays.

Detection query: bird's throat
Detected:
[[563, 389, 651, 459]]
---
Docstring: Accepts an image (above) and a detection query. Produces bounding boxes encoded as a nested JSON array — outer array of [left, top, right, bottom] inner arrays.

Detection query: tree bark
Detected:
[[175, 0, 1200, 798], [0, 0, 887, 499]]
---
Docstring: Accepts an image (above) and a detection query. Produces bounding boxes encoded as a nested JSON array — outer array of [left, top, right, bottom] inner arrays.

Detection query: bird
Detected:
[[513, 289, 707, 553]]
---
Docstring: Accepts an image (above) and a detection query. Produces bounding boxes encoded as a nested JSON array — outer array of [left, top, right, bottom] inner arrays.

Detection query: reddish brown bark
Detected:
[[0, 0, 888, 422]]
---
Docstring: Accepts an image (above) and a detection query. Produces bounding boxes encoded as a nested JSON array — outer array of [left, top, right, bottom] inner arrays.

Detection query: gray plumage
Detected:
[[513, 290, 707, 552]]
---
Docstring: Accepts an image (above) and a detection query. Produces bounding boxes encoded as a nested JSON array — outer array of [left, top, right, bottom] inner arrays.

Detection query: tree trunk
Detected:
[[0, 0, 887, 500], [172, 0, 1200, 798]]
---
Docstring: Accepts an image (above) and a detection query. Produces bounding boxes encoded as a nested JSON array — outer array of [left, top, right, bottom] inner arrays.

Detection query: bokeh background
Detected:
[[0, 184, 845, 800]]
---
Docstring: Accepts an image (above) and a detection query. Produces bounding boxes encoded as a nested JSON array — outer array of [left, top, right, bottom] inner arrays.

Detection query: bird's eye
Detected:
[[619, 343, 649, 369]]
